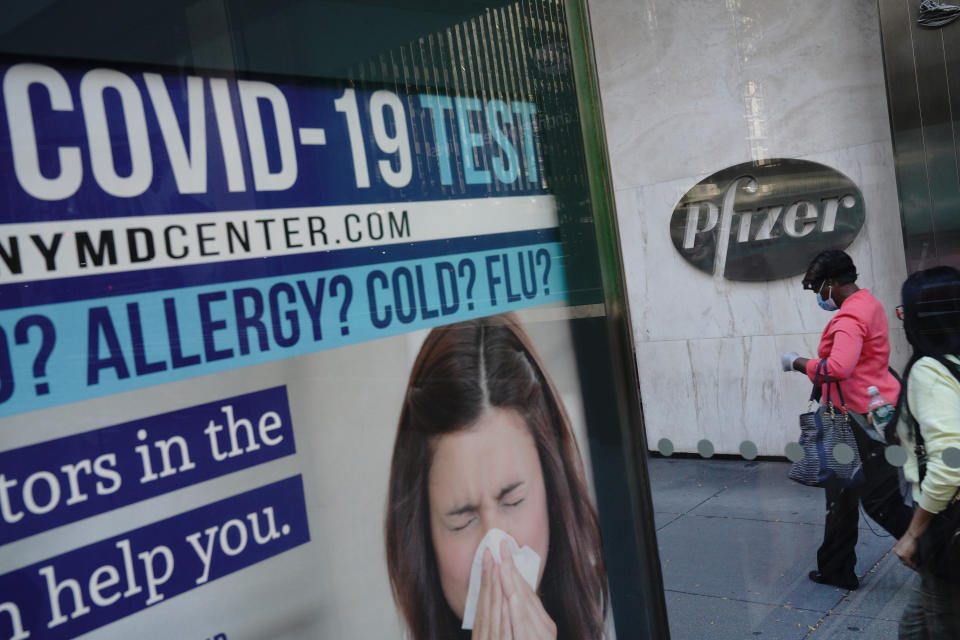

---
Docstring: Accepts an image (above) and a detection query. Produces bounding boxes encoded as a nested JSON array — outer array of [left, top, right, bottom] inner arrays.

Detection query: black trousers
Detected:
[[816, 414, 913, 582]]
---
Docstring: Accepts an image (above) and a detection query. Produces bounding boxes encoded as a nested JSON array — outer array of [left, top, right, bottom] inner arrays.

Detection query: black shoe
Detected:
[[808, 570, 859, 591]]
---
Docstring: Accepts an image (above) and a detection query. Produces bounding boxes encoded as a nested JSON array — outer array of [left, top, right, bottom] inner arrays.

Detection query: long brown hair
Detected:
[[385, 313, 607, 639]]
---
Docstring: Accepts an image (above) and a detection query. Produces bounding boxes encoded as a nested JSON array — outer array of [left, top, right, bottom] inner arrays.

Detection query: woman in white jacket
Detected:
[[890, 266, 960, 639]]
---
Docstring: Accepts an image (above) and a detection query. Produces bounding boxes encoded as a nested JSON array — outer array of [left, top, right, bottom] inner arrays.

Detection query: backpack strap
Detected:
[[912, 356, 960, 487]]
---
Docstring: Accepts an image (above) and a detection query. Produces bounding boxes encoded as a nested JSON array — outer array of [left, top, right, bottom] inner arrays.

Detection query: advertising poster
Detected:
[[0, 54, 613, 639]]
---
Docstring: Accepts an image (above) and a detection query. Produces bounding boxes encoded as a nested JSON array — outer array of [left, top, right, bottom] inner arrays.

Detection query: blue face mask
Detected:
[[817, 283, 838, 311]]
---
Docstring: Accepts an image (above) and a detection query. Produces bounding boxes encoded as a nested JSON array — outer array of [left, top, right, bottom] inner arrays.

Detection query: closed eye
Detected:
[[497, 481, 525, 504], [450, 517, 476, 532]]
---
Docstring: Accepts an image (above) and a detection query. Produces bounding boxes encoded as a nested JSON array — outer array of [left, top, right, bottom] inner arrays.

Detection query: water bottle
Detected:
[[867, 385, 894, 436]]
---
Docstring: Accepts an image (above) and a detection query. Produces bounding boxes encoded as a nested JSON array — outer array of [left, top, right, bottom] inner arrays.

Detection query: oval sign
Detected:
[[669, 159, 864, 281]]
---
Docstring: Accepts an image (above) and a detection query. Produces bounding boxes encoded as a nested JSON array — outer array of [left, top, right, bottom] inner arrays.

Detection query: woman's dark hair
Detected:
[[901, 266, 960, 356], [888, 266, 960, 443], [385, 313, 608, 640], [802, 249, 858, 290]]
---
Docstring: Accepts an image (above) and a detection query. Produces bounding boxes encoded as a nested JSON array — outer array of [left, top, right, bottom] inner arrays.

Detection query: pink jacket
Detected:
[[805, 289, 899, 413]]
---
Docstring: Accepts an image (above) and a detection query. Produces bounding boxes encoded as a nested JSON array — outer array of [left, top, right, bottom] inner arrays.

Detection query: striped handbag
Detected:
[[788, 359, 865, 488]]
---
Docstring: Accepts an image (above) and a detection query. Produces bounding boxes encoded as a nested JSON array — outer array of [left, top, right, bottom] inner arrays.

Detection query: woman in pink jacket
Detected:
[[783, 250, 912, 590]]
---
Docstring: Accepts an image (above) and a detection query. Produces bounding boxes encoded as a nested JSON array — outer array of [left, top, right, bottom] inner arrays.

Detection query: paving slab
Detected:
[[657, 514, 899, 605], [658, 514, 840, 611], [664, 590, 822, 640], [832, 551, 916, 620], [648, 457, 758, 513], [806, 612, 901, 638], [653, 511, 682, 531], [689, 460, 828, 526], [672, 460, 904, 535], [651, 458, 916, 640]]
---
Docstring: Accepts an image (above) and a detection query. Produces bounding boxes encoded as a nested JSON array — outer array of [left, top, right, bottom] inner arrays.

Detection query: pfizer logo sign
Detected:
[[669, 159, 864, 281]]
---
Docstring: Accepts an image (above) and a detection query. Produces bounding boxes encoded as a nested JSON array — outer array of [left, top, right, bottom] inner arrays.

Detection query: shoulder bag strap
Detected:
[[819, 359, 847, 411], [809, 359, 826, 403], [889, 366, 903, 384]]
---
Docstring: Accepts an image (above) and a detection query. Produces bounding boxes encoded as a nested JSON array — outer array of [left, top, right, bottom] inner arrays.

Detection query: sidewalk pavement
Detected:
[[649, 457, 917, 639]]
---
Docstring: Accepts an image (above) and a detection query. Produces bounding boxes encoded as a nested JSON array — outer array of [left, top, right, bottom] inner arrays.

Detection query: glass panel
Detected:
[[0, 2, 660, 639], [590, 0, 924, 638]]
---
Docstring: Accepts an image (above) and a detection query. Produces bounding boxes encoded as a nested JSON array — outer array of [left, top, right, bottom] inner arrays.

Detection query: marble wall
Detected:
[[588, 0, 910, 455]]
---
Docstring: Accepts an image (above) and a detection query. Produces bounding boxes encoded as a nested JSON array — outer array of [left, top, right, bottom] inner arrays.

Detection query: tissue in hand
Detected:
[[461, 528, 541, 630]]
